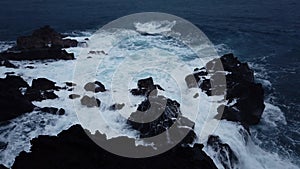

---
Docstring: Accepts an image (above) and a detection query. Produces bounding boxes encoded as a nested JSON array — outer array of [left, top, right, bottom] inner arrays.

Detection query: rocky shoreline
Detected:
[[0, 26, 265, 169]]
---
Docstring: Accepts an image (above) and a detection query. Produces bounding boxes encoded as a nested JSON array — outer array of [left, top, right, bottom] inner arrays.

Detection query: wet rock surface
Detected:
[[0, 26, 77, 61], [24, 78, 59, 102], [84, 81, 106, 93], [0, 76, 35, 122], [128, 78, 196, 146], [130, 77, 164, 97], [185, 53, 265, 125], [80, 95, 101, 107], [12, 124, 217, 169]]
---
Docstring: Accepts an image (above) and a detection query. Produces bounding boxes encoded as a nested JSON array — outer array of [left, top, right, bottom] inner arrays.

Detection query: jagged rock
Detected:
[[84, 81, 106, 93], [16, 25, 77, 49], [0, 76, 35, 122], [109, 103, 125, 110], [69, 94, 80, 99], [0, 141, 8, 150], [207, 135, 238, 169], [0, 26, 77, 61], [31, 78, 56, 91], [185, 53, 265, 125], [39, 107, 65, 115], [0, 58, 18, 68], [80, 95, 101, 107], [0, 164, 8, 169], [65, 82, 76, 87], [23, 78, 59, 102], [128, 78, 196, 146], [12, 124, 217, 169], [130, 77, 164, 97], [0, 47, 75, 61], [24, 88, 58, 102]]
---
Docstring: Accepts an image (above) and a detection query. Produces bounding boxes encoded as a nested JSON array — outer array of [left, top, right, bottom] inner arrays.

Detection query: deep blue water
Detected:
[[0, 0, 299, 166]]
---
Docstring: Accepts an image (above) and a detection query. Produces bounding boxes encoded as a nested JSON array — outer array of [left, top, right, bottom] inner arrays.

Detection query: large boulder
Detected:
[[0, 76, 35, 122], [12, 124, 217, 169]]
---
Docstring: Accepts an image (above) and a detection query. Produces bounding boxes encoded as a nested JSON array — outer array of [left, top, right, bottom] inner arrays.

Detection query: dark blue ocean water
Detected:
[[0, 0, 299, 166]]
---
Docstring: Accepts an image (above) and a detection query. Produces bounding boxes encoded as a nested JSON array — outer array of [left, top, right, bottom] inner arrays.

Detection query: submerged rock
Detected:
[[68, 94, 80, 99], [39, 107, 65, 115], [109, 103, 125, 110], [12, 124, 217, 169]]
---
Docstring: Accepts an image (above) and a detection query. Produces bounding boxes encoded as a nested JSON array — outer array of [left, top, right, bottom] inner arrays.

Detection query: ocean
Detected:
[[0, 0, 299, 168]]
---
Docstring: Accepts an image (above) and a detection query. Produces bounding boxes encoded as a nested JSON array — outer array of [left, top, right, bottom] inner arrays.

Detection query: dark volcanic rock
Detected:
[[69, 94, 80, 99], [31, 78, 56, 91], [12, 124, 217, 169], [0, 26, 77, 61], [0, 48, 75, 60], [16, 25, 77, 49], [84, 81, 106, 93], [24, 78, 59, 101], [130, 77, 164, 97], [0, 164, 8, 169], [0, 76, 35, 122], [39, 107, 65, 115], [0, 58, 18, 68], [24, 88, 58, 102], [185, 53, 265, 125], [128, 78, 196, 146], [109, 103, 125, 110], [207, 135, 238, 169], [80, 95, 101, 107]]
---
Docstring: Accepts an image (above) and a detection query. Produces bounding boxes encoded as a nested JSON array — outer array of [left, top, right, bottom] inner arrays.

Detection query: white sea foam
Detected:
[[134, 20, 176, 34]]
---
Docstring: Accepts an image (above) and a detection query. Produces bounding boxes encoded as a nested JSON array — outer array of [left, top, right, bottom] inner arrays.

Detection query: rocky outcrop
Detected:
[[0, 58, 18, 68], [12, 124, 217, 169], [0, 75, 65, 122], [185, 53, 265, 126], [0, 26, 77, 60], [0, 76, 35, 122], [24, 78, 59, 102], [128, 77, 196, 146]]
